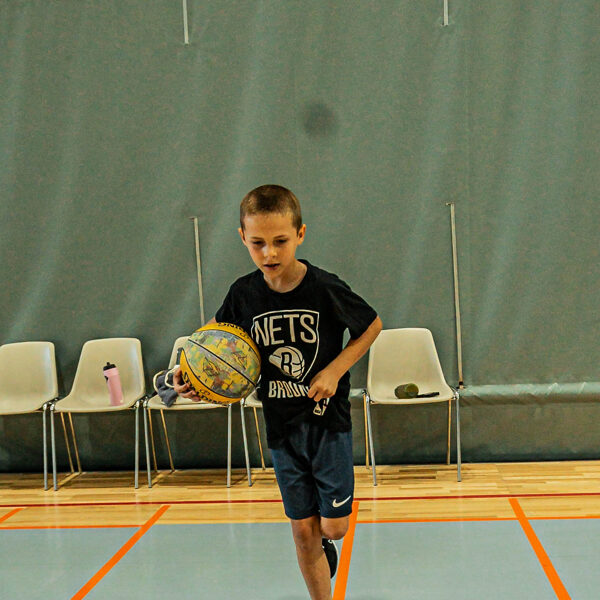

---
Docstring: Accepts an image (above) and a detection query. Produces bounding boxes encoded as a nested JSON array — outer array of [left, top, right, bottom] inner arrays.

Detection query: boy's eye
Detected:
[[275, 239, 288, 245], [251, 241, 264, 247]]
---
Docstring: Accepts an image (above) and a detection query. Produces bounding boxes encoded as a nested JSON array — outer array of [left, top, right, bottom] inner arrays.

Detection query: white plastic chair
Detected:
[[51, 338, 146, 490], [240, 389, 267, 486], [363, 328, 461, 485], [0, 342, 59, 490], [143, 336, 250, 488]]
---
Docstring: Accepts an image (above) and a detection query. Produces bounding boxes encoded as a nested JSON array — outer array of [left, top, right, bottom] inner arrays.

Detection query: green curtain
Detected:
[[1, 1, 598, 470]]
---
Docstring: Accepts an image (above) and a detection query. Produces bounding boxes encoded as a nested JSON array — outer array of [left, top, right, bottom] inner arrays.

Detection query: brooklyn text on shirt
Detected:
[[251, 309, 320, 387], [268, 380, 311, 399]]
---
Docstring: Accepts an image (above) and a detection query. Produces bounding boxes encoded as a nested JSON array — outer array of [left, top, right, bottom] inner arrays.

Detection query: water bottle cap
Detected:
[[103, 362, 116, 371]]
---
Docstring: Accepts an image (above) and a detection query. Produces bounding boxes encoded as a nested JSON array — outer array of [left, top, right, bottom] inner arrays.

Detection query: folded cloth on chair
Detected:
[[152, 367, 179, 407]]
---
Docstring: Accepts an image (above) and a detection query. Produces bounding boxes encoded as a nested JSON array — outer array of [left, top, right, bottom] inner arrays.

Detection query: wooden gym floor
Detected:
[[1, 461, 599, 599]]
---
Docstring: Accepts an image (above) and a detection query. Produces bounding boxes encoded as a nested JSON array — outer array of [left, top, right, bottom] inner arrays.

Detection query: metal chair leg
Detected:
[[252, 407, 266, 470], [455, 391, 462, 482], [60, 413, 74, 474], [226, 404, 232, 488], [148, 407, 158, 472], [68, 413, 82, 473], [240, 402, 252, 487], [143, 400, 152, 488], [446, 399, 452, 465], [364, 395, 370, 469], [160, 410, 175, 472], [43, 403, 48, 491], [50, 405, 57, 491], [365, 392, 377, 486], [134, 399, 140, 489], [60, 413, 74, 473]]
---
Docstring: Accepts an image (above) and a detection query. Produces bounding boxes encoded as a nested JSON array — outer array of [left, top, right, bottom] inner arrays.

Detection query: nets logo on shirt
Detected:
[[269, 346, 305, 378], [251, 309, 320, 384]]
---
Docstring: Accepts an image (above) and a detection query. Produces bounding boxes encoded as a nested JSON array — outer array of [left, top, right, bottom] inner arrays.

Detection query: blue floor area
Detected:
[[0, 527, 137, 600], [87, 523, 310, 600], [1, 519, 596, 599], [346, 521, 556, 600], [531, 519, 600, 600]]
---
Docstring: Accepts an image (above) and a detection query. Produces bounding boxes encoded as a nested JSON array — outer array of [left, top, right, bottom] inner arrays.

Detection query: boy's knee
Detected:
[[291, 518, 321, 553], [320, 521, 348, 541]]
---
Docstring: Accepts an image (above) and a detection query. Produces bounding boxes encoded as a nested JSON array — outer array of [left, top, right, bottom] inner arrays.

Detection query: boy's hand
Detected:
[[172, 366, 202, 401], [308, 367, 340, 403]]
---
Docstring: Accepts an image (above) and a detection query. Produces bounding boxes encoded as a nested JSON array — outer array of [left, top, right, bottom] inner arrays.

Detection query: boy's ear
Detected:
[[297, 224, 306, 244], [238, 227, 246, 244]]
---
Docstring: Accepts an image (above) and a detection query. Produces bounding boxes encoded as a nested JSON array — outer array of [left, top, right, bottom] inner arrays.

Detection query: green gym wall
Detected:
[[1, 1, 599, 472]]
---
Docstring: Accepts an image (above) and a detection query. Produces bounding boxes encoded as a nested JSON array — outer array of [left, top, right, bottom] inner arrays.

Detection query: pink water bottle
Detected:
[[103, 362, 124, 406]]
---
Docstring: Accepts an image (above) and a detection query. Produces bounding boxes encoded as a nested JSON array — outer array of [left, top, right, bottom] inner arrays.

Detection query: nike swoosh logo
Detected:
[[332, 495, 352, 508]]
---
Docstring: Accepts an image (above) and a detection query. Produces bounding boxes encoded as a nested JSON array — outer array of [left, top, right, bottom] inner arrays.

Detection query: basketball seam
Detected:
[[182, 355, 231, 402], [187, 338, 258, 392], [194, 328, 261, 365]]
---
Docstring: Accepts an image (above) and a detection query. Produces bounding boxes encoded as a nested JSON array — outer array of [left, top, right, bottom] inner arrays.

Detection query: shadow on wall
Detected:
[[301, 102, 338, 138]]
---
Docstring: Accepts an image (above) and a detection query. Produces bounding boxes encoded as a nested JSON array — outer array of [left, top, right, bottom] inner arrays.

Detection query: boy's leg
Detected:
[[271, 425, 353, 598], [271, 431, 330, 598], [290, 513, 350, 600], [291, 515, 333, 600], [320, 515, 348, 579], [320, 515, 350, 541]]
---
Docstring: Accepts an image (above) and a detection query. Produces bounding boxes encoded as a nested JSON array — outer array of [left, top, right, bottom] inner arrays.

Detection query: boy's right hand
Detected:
[[172, 366, 201, 401]]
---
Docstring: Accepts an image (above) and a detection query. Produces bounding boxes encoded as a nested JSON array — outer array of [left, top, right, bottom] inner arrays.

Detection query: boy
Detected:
[[174, 184, 382, 600]]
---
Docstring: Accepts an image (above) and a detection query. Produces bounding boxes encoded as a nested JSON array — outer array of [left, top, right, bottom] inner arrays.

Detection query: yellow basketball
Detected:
[[180, 322, 261, 405]]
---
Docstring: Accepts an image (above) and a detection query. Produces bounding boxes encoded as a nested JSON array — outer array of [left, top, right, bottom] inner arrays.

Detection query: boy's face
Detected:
[[239, 211, 306, 279]]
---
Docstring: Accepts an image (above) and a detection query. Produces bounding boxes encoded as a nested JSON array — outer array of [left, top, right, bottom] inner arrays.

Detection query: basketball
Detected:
[[179, 322, 261, 404]]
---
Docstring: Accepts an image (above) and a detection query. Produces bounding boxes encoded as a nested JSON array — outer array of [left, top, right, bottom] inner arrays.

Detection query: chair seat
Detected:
[[369, 377, 455, 405], [54, 394, 140, 413], [0, 395, 50, 415], [146, 394, 224, 411], [243, 398, 263, 408], [242, 392, 262, 409], [369, 392, 453, 405]]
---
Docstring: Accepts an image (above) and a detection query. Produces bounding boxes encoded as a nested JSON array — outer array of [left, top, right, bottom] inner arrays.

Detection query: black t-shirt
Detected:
[[215, 260, 378, 448]]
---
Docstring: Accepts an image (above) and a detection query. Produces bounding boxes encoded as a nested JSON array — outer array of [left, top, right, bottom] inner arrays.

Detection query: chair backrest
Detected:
[[0, 341, 58, 404], [168, 336, 188, 368], [367, 328, 452, 400], [69, 338, 145, 406]]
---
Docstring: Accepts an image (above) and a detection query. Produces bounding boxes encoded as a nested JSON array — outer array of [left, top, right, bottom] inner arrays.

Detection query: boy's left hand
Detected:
[[308, 367, 340, 403]]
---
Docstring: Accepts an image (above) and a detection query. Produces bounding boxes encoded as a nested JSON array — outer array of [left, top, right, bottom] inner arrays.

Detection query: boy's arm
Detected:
[[308, 316, 383, 403], [173, 317, 217, 400]]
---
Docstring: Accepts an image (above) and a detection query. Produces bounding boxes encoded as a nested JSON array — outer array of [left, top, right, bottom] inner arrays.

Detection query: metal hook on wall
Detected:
[[182, 0, 190, 45], [189, 216, 205, 325]]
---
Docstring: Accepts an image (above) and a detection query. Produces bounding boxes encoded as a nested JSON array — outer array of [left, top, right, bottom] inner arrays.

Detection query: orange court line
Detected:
[[3, 490, 600, 510], [509, 498, 571, 600], [358, 515, 600, 524], [71, 504, 170, 600], [1, 514, 599, 531], [0, 511, 598, 531], [0, 507, 23, 524], [530, 515, 600, 521], [332, 501, 359, 600], [0, 524, 139, 530], [358, 517, 517, 524], [355, 492, 600, 502]]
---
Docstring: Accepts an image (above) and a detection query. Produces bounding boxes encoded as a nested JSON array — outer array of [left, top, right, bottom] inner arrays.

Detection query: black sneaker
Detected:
[[322, 538, 339, 578]]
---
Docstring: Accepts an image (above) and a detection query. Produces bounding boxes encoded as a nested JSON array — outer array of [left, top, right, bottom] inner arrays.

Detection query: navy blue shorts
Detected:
[[270, 422, 354, 521]]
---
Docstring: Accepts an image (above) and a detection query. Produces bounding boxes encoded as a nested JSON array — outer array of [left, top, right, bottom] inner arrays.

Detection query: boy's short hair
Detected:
[[240, 185, 303, 231]]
